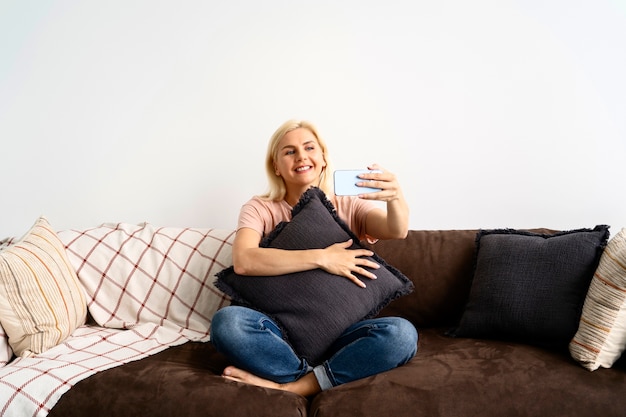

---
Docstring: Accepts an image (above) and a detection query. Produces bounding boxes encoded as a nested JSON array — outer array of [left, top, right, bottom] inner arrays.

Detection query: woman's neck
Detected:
[[284, 193, 301, 207], [284, 185, 311, 207], [284, 186, 334, 207]]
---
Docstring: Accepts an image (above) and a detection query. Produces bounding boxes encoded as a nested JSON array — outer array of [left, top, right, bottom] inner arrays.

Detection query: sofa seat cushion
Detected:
[[309, 328, 626, 417], [48, 342, 308, 417]]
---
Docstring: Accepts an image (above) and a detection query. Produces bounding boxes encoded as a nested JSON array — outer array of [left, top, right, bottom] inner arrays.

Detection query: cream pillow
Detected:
[[0, 217, 87, 357], [570, 227, 626, 370]]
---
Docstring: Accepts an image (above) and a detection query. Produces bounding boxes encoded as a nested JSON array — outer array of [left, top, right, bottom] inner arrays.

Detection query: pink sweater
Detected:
[[237, 194, 378, 242]]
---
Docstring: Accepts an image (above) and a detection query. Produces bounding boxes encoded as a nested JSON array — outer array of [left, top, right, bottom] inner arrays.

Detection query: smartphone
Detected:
[[333, 169, 382, 196]]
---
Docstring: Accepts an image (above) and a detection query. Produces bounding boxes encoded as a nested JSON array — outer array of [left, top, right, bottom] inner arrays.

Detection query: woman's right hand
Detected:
[[319, 239, 380, 288]]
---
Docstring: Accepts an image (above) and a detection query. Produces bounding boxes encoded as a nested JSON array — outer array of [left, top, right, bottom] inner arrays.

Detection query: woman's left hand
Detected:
[[356, 164, 403, 202], [358, 164, 410, 240]]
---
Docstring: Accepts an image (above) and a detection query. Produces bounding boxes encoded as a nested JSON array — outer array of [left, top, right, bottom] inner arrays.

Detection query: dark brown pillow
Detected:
[[215, 187, 413, 365]]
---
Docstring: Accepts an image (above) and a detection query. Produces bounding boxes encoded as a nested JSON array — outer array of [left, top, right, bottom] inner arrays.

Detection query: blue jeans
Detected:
[[210, 306, 418, 390]]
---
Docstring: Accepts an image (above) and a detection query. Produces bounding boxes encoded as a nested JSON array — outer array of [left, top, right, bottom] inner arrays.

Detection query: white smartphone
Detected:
[[333, 169, 382, 196]]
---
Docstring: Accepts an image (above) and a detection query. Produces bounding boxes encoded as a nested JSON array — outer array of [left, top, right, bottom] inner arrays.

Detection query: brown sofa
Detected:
[[49, 229, 626, 417]]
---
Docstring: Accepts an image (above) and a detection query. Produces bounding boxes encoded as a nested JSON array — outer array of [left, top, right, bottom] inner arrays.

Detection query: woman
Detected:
[[210, 119, 417, 396]]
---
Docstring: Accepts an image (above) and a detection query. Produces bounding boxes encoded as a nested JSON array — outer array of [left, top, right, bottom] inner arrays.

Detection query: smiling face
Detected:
[[273, 127, 327, 204]]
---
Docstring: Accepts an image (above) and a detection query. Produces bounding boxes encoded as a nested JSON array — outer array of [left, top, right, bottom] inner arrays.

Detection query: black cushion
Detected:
[[449, 226, 609, 347], [215, 187, 413, 365]]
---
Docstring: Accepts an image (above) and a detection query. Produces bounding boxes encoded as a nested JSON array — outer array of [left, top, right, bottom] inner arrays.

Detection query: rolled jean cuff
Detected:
[[313, 364, 333, 391]]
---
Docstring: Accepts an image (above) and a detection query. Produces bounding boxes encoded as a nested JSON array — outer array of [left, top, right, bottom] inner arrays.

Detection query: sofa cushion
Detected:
[[48, 342, 309, 417], [364, 229, 479, 327], [0, 217, 87, 357], [309, 328, 626, 417], [449, 226, 609, 347], [570, 227, 626, 370], [215, 187, 413, 365], [58, 223, 234, 340]]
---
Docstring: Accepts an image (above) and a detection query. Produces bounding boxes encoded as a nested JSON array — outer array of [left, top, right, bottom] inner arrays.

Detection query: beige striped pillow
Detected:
[[570, 227, 626, 371], [0, 217, 87, 357]]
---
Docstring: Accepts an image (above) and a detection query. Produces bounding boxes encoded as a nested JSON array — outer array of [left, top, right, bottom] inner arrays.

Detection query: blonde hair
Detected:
[[261, 119, 332, 201]]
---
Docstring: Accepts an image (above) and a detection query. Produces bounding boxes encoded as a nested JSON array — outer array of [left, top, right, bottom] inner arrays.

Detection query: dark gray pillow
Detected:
[[215, 187, 413, 365], [449, 226, 609, 347]]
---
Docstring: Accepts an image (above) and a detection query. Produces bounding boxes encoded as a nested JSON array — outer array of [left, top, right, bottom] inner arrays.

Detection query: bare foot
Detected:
[[222, 366, 282, 390], [222, 366, 321, 396]]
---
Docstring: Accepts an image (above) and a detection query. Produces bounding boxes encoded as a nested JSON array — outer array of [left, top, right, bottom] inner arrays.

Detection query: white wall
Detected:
[[1, 0, 625, 238]]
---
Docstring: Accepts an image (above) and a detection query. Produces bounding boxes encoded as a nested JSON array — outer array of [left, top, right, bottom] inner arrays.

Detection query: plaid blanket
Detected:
[[0, 223, 234, 417]]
